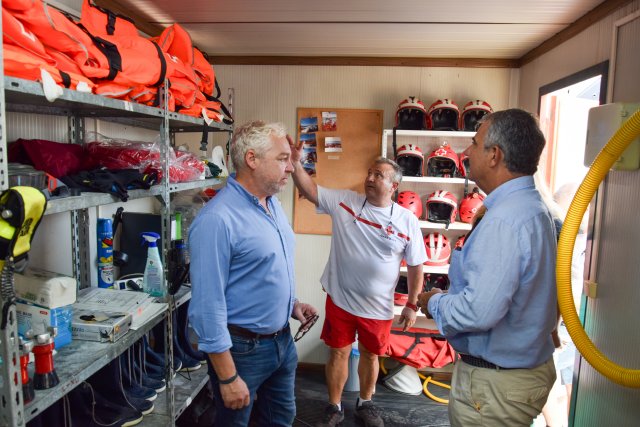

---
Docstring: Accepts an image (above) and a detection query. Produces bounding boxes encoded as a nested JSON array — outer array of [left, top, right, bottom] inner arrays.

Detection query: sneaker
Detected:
[[316, 403, 344, 427], [355, 401, 384, 427]]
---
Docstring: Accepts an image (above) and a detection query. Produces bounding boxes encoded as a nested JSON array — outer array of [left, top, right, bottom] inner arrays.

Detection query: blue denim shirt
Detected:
[[428, 176, 558, 368], [188, 175, 296, 354]]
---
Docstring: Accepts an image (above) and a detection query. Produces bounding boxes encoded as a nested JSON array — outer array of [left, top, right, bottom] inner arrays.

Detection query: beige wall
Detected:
[[211, 65, 517, 362], [519, 1, 640, 426]]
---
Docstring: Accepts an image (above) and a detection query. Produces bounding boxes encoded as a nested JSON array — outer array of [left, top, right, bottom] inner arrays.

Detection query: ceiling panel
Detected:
[[99, 0, 608, 59]]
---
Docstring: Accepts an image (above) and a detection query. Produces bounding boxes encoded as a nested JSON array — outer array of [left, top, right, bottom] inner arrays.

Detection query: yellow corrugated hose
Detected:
[[557, 108, 640, 388]]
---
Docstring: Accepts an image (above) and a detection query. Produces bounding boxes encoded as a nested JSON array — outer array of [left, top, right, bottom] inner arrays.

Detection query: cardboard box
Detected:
[[14, 268, 77, 309], [71, 309, 132, 343], [76, 288, 153, 321], [16, 302, 73, 349]]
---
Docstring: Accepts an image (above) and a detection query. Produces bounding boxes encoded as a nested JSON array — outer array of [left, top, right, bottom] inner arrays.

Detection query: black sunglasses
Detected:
[[294, 314, 319, 342]]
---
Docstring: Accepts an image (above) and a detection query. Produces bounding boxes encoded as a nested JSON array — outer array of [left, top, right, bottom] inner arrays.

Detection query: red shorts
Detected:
[[321, 295, 393, 356]]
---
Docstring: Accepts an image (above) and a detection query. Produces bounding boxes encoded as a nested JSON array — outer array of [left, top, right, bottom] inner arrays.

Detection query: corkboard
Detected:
[[293, 108, 383, 235]]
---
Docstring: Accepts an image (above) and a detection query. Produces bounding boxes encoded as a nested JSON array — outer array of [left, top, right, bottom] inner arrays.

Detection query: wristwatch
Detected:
[[405, 302, 418, 312]]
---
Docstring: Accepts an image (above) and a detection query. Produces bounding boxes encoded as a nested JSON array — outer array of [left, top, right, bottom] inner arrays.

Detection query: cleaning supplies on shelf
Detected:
[[141, 232, 165, 297], [97, 218, 114, 289]]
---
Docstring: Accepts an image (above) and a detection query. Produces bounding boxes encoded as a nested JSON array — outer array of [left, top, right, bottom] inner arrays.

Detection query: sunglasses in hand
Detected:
[[294, 314, 319, 342]]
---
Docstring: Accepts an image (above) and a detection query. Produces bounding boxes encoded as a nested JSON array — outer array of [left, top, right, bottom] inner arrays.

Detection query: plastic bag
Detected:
[[85, 132, 205, 183]]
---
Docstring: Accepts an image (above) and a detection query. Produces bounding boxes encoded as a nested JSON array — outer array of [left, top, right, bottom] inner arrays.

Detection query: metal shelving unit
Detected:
[[0, 72, 231, 426], [23, 307, 167, 422], [382, 129, 476, 279]]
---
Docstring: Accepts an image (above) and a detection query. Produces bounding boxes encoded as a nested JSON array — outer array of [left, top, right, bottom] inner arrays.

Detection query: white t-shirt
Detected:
[[317, 187, 427, 320]]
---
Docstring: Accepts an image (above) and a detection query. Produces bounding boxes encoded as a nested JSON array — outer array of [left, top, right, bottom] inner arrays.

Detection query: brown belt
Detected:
[[228, 324, 289, 340]]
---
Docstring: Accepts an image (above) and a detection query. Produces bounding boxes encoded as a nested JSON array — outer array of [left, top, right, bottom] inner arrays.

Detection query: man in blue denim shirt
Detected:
[[418, 109, 558, 426], [189, 121, 317, 426]]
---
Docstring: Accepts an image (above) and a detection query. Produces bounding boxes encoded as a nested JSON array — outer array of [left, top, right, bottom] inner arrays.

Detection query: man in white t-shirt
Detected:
[[289, 137, 427, 427]]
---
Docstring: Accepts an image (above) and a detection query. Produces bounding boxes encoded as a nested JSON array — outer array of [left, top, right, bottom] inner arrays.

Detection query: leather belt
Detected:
[[228, 324, 289, 340], [460, 354, 516, 370]]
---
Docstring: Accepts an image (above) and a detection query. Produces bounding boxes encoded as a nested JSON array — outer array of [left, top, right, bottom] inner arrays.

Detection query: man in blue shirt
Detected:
[[189, 120, 317, 426], [418, 109, 558, 426]]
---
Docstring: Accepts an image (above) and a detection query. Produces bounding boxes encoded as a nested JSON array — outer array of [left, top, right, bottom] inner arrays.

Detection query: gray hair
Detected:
[[230, 121, 287, 171], [374, 156, 403, 184], [479, 109, 546, 175]]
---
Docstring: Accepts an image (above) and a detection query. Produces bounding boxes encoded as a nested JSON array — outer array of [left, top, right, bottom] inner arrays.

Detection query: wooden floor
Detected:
[[293, 367, 451, 427]]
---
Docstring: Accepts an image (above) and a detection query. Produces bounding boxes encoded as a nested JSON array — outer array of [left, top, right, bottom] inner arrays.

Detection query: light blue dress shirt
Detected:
[[428, 176, 558, 368], [188, 175, 296, 354]]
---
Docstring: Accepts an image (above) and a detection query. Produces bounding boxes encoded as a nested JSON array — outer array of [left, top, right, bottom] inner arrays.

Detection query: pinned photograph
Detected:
[[300, 117, 319, 133], [325, 136, 342, 153], [300, 133, 317, 148], [302, 145, 317, 176], [322, 111, 337, 131]]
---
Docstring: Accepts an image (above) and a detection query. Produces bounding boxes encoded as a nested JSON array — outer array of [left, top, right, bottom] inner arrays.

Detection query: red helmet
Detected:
[[427, 99, 460, 131], [425, 273, 450, 291], [426, 190, 458, 226], [457, 152, 470, 178], [397, 191, 423, 219], [395, 97, 428, 130], [459, 188, 485, 223], [454, 234, 466, 250], [423, 233, 451, 266], [394, 276, 409, 305], [396, 144, 424, 177], [426, 143, 459, 178], [460, 100, 493, 132]]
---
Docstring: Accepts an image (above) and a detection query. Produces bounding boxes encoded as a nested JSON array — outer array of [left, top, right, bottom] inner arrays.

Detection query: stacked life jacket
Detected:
[[2, 0, 231, 123], [152, 23, 232, 123]]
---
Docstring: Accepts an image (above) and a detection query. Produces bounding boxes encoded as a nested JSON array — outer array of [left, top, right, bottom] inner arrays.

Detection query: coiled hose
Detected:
[[379, 358, 451, 404], [557, 108, 640, 388]]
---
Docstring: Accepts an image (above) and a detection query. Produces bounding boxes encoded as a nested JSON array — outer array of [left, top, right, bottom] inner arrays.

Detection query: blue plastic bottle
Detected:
[[141, 232, 165, 297], [97, 218, 114, 289]]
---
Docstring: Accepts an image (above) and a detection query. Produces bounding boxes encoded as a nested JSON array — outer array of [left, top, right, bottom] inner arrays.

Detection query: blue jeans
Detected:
[[208, 328, 298, 426]]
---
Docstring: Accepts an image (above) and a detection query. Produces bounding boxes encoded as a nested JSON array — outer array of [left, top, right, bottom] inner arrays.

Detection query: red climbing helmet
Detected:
[[397, 191, 423, 219], [396, 97, 428, 130], [460, 100, 493, 132], [427, 99, 460, 131], [423, 233, 451, 266]]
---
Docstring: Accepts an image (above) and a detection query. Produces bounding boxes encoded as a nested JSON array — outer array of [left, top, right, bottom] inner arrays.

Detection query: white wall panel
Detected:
[[520, 1, 640, 425], [518, 1, 640, 113], [6, 112, 69, 142], [213, 64, 514, 362]]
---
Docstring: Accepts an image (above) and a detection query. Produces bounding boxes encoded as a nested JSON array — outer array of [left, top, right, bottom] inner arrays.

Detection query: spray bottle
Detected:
[[141, 232, 165, 297]]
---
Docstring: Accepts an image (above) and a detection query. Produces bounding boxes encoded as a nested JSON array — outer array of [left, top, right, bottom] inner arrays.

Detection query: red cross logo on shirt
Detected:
[[386, 224, 393, 235]]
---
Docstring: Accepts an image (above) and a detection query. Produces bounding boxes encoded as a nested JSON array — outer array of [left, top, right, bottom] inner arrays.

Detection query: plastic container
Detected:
[[344, 342, 360, 392], [141, 232, 165, 297], [8, 163, 46, 189], [97, 218, 114, 289]]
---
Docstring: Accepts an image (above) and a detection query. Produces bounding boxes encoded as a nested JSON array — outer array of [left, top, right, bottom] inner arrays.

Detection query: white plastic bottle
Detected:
[[141, 232, 165, 297]]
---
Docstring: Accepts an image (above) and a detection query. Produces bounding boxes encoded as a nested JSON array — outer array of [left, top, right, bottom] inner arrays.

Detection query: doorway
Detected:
[[533, 61, 608, 427]]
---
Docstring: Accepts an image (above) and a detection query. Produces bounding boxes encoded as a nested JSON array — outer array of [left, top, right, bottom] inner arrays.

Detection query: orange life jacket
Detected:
[[80, 0, 138, 38], [3, 43, 94, 91]]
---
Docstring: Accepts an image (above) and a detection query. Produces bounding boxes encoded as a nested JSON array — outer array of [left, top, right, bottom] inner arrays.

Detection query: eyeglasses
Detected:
[[294, 314, 319, 342]]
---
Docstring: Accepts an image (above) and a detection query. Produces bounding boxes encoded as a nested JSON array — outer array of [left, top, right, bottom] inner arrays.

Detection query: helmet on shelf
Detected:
[[396, 144, 424, 177], [457, 152, 470, 178], [426, 190, 458, 227], [423, 233, 451, 266], [427, 99, 460, 131], [460, 100, 493, 132], [425, 273, 450, 291], [459, 187, 485, 223], [395, 97, 428, 130], [454, 235, 466, 250], [426, 143, 459, 178], [397, 191, 423, 218], [394, 276, 409, 305]]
